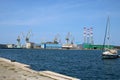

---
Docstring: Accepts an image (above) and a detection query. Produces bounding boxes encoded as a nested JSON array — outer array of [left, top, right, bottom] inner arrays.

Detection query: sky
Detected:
[[0, 0, 120, 45]]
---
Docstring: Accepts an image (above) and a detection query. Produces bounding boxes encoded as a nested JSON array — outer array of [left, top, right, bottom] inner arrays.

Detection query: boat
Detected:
[[102, 16, 119, 59], [102, 48, 118, 59]]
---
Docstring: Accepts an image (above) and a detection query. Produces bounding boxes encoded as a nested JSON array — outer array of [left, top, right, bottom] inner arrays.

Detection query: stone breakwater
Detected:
[[0, 57, 80, 80]]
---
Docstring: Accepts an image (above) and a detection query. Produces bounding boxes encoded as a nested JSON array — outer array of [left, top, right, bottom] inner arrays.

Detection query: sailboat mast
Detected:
[[103, 16, 110, 50], [106, 16, 110, 48]]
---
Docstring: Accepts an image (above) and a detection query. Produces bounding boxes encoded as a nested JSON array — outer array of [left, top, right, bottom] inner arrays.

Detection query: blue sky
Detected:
[[0, 0, 120, 45]]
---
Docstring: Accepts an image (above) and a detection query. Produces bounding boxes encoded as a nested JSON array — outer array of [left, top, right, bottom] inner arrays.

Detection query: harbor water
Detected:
[[0, 49, 120, 80]]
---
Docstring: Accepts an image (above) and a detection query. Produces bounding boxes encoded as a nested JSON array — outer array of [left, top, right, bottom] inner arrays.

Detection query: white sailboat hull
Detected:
[[102, 50, 119, 59]]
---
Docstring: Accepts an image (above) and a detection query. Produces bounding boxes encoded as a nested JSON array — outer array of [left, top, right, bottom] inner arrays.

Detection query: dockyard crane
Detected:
[[22, 31, 33, 43], [71, 36, 74, 44], [17, 36, 20, 43], [53, 34, 60, 44], [26, 31, 31, 43], [16, 34, 22, 48], [66, 32, 71, 44], [54, 37, 58, 44]]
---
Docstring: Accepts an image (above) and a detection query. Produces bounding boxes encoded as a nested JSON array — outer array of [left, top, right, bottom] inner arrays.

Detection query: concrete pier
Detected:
[[0, 57, 80, 80], [39, 71, 80, 80]]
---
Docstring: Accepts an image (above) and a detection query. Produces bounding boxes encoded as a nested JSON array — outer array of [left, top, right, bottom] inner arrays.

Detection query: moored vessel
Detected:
[[102, 16, 119, 59]]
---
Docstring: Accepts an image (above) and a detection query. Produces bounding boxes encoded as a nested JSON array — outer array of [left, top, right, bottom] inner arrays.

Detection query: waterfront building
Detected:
[[7, 44, 16, 48], [26, 42, 34, 49], [0, 44, 7, 49], [41, 42, 62, 49], [83, 43, 114, 50]]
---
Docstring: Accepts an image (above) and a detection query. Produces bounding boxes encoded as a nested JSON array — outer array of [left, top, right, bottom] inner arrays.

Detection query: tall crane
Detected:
[[22, 31, 33, 48], [22, 31, 33, 43], [71, 36, 74, 44], [87, 28, 90, 44], [90, 27, 94, 44], [66, 32, 71, 44], [16, 34, 21, 48], [26, 31, 32, 43], [54, 34, 60, 44], [83, 27, 87, 44]]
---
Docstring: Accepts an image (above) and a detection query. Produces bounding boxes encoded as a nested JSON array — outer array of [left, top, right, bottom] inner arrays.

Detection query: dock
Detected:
[[0, 57, 80, 80]]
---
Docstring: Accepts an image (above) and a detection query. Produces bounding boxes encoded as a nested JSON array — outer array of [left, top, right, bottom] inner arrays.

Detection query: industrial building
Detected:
[[7, 44, 16, 48], [26, 42, 34, 49], [0, 44, 7, 49], [41, 43, 62, 49], [82, 43, 114, 50]]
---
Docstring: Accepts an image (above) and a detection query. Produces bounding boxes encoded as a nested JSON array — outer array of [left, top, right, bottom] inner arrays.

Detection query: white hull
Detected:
[[102, 50, 119, 59]]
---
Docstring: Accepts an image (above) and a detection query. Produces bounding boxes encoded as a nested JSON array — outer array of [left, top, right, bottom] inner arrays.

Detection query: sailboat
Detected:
[[102, 16, 119, 59]]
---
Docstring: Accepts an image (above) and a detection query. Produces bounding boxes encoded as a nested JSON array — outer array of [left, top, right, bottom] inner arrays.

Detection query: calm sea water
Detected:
[[0, 49, 120, 80]]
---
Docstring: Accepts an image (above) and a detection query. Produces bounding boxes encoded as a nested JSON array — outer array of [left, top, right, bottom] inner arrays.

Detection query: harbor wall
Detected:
[[0, 57, 80, 80]]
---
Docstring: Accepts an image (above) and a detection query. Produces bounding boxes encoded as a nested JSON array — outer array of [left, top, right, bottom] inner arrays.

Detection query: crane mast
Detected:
[[16, 35, 21, 48]]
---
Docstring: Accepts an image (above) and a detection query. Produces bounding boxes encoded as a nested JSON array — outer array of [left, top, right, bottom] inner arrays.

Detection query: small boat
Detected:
[[102, 16, 119, 59], [102, 49, 118, 59]]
